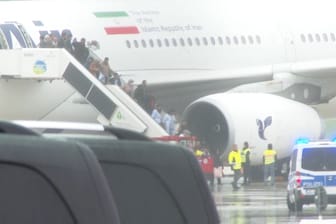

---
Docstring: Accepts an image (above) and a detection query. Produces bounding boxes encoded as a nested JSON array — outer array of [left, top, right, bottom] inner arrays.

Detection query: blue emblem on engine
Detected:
[[256, 116, 272, 140]]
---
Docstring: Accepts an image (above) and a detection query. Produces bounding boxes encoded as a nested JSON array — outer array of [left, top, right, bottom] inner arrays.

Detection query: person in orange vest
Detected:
[[263, 143, 277, 186], [228, 144, 242, 190]]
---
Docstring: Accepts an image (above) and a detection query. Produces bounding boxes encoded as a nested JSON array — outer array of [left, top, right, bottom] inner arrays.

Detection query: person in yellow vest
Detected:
[[263, 143, 277, 186], [228, 144, 242, 190], [241, 141, 251, 185], [194, 141, 204, 157]]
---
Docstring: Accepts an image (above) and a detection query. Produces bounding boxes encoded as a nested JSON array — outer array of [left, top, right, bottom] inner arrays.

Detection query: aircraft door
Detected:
[[16, 23, 36, 48], [278, 26, 297, 62], [0, 28, 9, 49], [0, 22, 36, 49]]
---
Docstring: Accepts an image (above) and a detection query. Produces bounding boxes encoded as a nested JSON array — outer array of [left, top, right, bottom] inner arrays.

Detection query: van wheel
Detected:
[[287, 193, 302, 211], [315, 186, 328, 211], [287, 194, 295, 211]]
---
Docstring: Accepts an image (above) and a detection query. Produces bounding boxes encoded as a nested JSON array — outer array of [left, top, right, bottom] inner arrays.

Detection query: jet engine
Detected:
[[183, 93, 323, 165]]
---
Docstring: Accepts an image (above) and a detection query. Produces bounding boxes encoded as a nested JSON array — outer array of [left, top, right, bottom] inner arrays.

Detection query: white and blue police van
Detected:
[[287, 139, 336, 211]]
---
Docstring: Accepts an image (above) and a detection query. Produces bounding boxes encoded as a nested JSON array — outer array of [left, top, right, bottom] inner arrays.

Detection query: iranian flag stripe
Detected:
[[104, 26, 139, 35], [94, 11, 140, 34]]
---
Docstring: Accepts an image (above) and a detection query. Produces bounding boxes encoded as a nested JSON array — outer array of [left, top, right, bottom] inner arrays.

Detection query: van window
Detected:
[[302, 147, 336, 171], [0, 163, 76, 224], [101, 163, 185, 224]]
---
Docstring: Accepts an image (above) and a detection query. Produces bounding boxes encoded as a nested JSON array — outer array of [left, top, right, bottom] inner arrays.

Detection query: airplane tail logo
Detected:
[[256, 116, 272, 140]]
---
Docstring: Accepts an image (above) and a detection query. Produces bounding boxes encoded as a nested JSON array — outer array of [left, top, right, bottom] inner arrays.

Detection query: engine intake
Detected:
[[183, 93, 323, 165], [184, 102, 230, 153]]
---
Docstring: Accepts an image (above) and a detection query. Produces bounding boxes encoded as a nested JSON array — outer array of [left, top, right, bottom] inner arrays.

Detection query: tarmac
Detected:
[[211, 177, 336, 224]]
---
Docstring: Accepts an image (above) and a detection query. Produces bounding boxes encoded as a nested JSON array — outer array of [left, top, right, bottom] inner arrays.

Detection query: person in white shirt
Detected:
[[123, 79, 135, 97], [162, 109, 176, 135], [151, 104, 162, 125]]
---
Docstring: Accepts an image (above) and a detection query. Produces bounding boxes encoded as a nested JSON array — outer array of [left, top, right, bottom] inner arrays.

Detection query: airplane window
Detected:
[[233, 36, 239, 45], [218, 36, 223, 45], [202, 37, 208, 46], [226, 36, 231, 45], [172, 38, 178, 47], [179, 38, 185, 46], [133, 40, 139, 48], [330, 33, 336, 42], [157, 39, 162, 48], [210, 37, 216, 45], [300, 34, 306, 43], [248, 35, 254, 44], [323, 33, 328, 42], [149, 39, 154, 48], [164, 38, 170, 47], [126, 40, 131, 48], [195, 37, 200, 46], [256, 35, 261, 44], [241, 36, 246, 45], [315, 34, 321, 42], [141, 39, 147, 48], [308, 34, 313, 42], [187, 37, 193, 46]]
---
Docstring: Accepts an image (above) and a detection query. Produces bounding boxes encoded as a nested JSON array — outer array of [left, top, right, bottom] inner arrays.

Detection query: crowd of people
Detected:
[[38, 31, 117, 85], [38, 31, 93, 65]]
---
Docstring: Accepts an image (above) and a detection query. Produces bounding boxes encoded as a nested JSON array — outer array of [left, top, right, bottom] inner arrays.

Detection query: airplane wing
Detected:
[[119, 66, 272, 114], [280, 58, 336, 78], [149, 58, 336, 86], [121, 58, 336, 114], [121, 65, 273, 86], [147, 74, 271, 114]]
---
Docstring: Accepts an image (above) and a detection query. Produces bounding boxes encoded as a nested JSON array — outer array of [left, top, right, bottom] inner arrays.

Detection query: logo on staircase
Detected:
[[33, 60, 47, 75]]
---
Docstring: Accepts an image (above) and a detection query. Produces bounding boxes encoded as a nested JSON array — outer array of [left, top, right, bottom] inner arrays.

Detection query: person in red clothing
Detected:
[[213, 149, 224, 185], [199, 145, 214, 186]]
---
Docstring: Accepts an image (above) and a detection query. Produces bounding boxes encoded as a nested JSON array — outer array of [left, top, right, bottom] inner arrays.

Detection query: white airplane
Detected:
[[0, 0, 335, 165]]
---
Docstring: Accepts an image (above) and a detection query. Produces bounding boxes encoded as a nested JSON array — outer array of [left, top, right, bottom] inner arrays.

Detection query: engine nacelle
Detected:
[[183, 93, 323, 165]]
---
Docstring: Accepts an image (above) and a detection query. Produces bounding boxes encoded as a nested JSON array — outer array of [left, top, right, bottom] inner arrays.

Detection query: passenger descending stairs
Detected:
[[0, 48, 167, 137]]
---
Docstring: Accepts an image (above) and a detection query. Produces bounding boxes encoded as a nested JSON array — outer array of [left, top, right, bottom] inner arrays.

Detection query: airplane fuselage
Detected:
[[0, 0, 335, 84]]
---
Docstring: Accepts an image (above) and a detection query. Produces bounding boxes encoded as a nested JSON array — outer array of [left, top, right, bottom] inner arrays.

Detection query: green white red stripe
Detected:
[[94, 11, 140, 35]]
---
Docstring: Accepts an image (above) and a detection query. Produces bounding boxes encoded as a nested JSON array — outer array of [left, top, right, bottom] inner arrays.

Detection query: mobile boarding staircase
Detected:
[[0, 48, 167, 137]]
